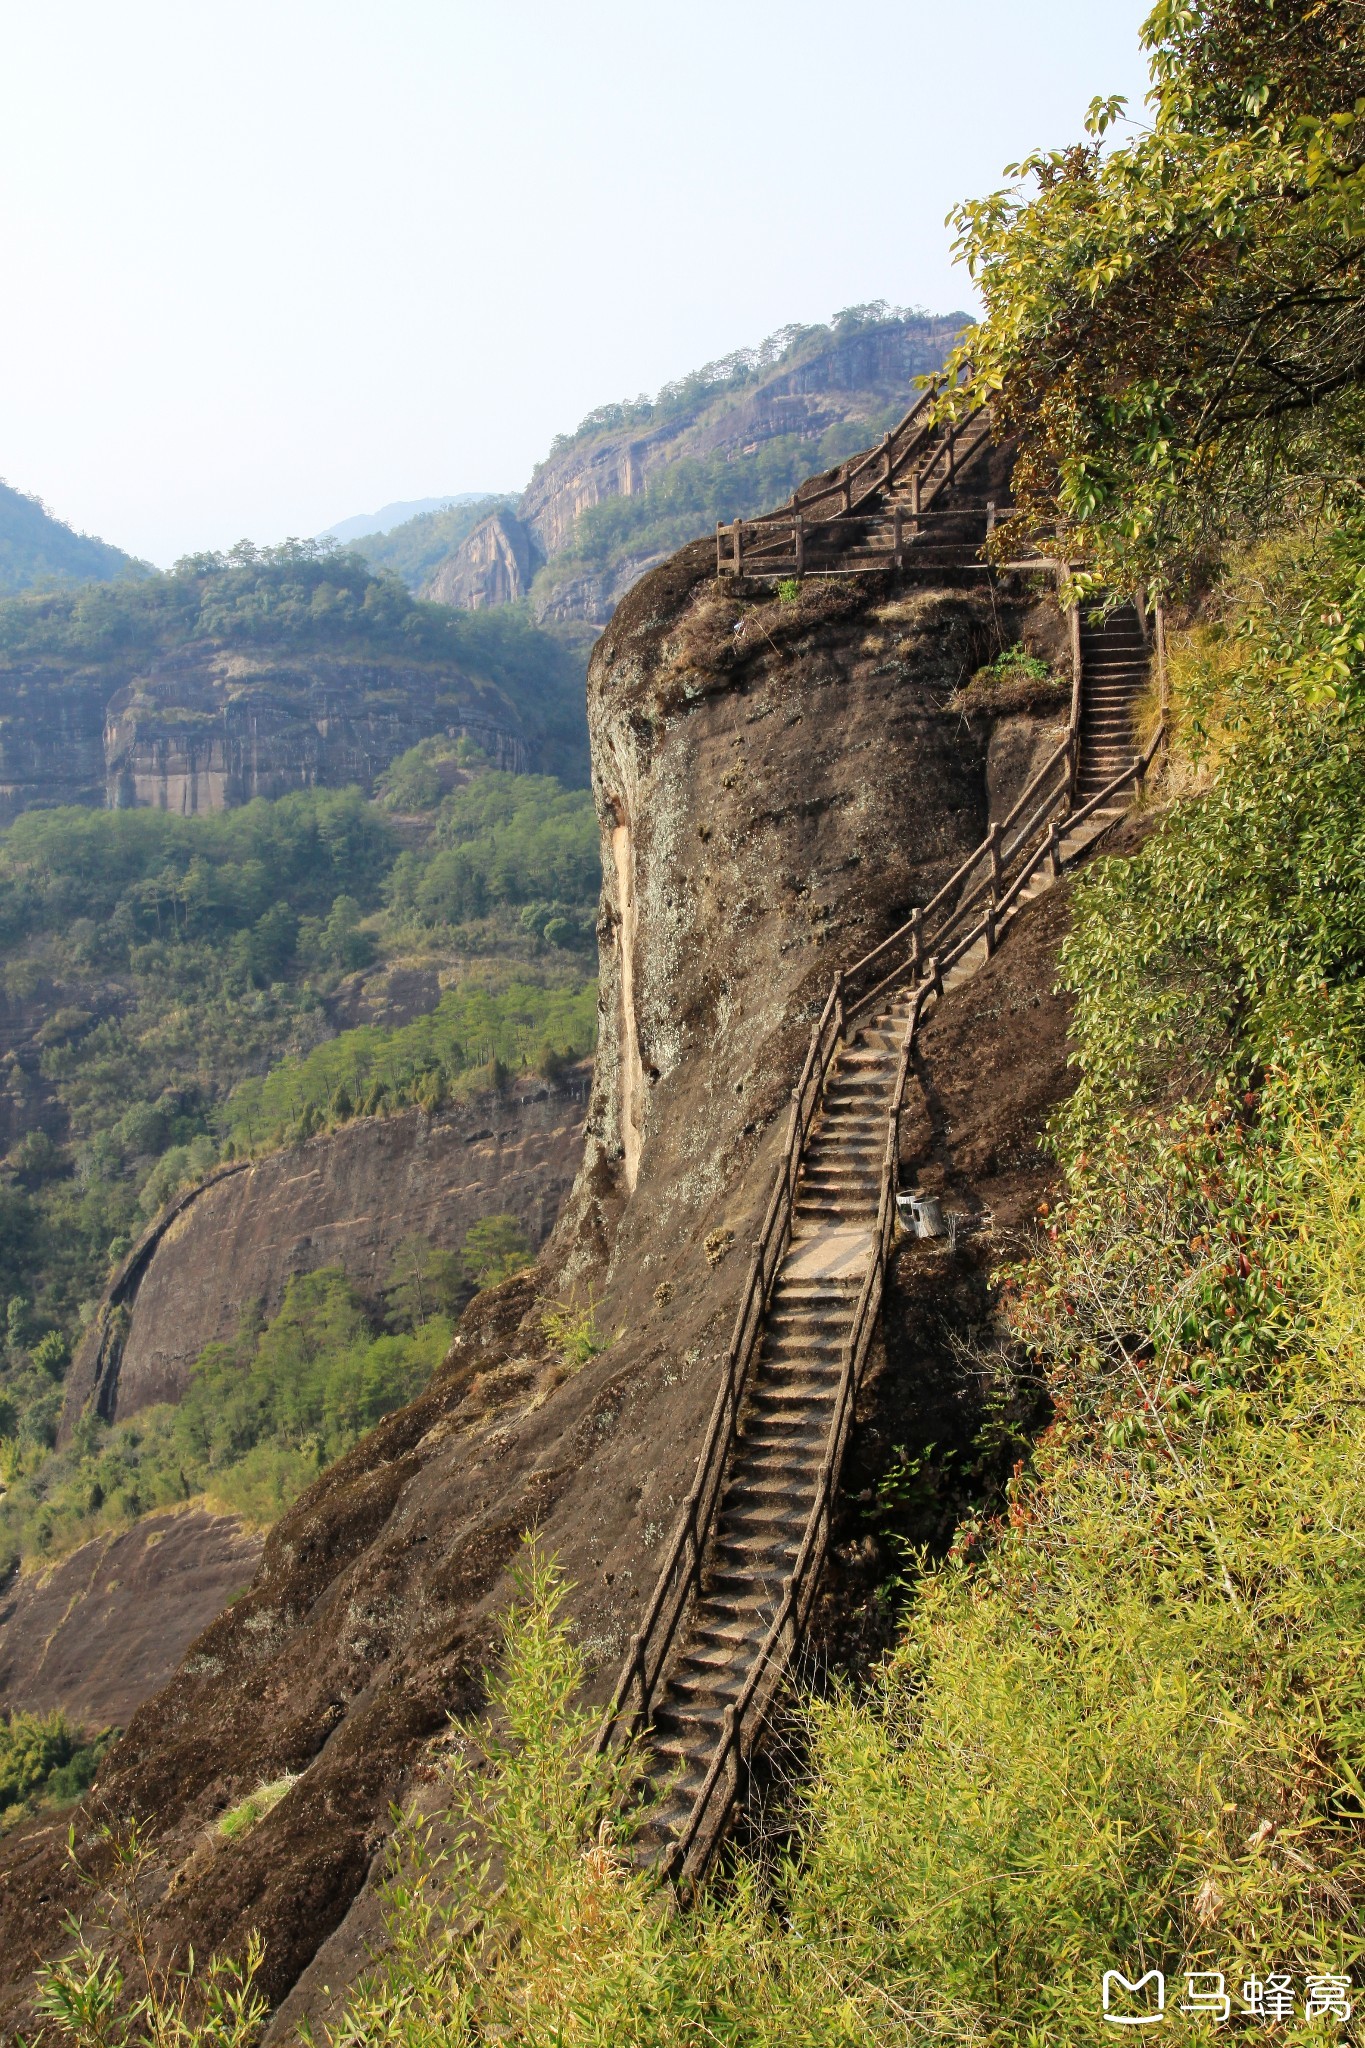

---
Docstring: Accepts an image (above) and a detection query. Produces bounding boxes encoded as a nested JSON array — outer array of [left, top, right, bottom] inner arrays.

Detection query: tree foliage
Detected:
[[222, 978, 596, 1152], [0, 542, 588, 775], [0, 1710, 114, 1829], [0, 480, 146, 598], [946, 0, 1365, 587]]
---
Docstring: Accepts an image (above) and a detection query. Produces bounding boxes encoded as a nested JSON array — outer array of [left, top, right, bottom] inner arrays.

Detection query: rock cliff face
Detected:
[[421, 510, 545, 611], [0, 649, 531, 826], [61, 1073, 590, 1434], [520, 319, 967, 560], [0, 1510, 263, 1729], [0, 538, 1082, 2033], [420, 313, 969, 623]]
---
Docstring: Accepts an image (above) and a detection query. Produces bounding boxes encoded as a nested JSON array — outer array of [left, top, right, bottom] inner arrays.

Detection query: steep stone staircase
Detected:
[[601, 407, 1166, 1885], [640, 989, 915, 1850], [1076, 601, 1150, 801]]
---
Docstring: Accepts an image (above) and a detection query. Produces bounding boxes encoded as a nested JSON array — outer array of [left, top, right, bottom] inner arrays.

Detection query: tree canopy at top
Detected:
[[945, 0, 1365, 589]]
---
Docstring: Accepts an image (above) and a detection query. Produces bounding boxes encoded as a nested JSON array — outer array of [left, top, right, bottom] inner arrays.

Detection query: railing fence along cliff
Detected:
[[595, 605, 1166, 1882], [714, 373, 999, 579]]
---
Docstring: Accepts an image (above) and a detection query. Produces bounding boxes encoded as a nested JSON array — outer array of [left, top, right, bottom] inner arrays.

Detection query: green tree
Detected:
[[944, 0, 1365, 588], [459, 1214, 533, 1289], [386, 1236, 465, 1328]]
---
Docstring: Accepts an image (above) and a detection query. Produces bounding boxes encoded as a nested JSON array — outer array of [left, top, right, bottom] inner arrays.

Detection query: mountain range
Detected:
[[317, 492, 504, 546]]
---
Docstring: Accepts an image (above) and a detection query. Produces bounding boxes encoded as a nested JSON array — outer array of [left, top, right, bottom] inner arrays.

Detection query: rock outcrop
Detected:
[[0, 531, 1085, 2032], [61, 1072, 590, 1435], [421, 511, 545, 611], [0, 648, 533, 827], [0, 1510, 263, 1730], [414, 311, 971, 626], [519, 317, 969, 562]]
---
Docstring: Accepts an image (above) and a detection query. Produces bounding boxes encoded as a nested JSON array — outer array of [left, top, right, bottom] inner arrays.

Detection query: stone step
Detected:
[[716, 1504, 809, 1544], [767, 1301, 856, 1328]]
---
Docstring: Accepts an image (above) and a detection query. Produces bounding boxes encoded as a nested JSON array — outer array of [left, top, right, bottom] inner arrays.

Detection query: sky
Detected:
[[0, 1, 1154, 567]]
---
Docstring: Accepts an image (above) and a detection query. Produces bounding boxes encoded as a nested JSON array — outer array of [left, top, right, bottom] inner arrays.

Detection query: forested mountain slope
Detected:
[[0, 480, 147, 598], [0, 542, 589, 826]]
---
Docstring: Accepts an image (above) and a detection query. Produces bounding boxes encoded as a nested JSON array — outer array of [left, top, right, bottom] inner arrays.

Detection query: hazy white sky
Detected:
[[0, 1, 1153, 566]]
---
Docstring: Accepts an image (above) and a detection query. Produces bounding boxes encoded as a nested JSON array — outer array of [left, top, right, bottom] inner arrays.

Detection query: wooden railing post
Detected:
[[1155, 602, 1169, 726], [892, 505, 903, 570], [986, 499, 996, 537], [947, 423, 956, 486], [883, 432, 894, 488], [1048, 816, 1062, 878], [910, 905, 923, 971], [988, 820, 1003, 902], [841, 476, 852, 515], [716, 521, 724, 576], [910, 471, 921, 528], [833, 968, 845, 1042], [732, 518, 743, 576], [720, 1700, 739, 1803], [928, 953, 942, 999], [793, 512, 804, 576]]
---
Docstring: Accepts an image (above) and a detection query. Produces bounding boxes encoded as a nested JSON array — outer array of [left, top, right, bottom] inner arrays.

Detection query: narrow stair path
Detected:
[[601, 579, 1164, 1887], [638, 988, 915, 1856]]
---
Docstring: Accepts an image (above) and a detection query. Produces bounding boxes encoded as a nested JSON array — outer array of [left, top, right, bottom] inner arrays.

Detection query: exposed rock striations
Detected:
[[0, 648, 532, 827]]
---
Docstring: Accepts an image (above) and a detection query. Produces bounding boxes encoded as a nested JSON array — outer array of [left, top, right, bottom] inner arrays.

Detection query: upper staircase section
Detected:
[[716, 378, 1000, 580], [1075, 601, 1152, 800]]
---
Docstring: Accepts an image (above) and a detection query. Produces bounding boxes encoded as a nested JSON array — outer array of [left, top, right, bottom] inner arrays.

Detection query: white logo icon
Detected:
[[1103, 1971, 1166, 2025]]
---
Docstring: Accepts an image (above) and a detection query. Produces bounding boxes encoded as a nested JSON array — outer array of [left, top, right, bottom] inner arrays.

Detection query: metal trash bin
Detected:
[[895, 1191, 946, 1239]]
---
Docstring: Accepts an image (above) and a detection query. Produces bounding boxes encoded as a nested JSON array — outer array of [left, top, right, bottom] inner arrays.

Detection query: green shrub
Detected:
[[0, 1711, 114, 1832], [539, 1292, 605, 1369], [971, 640, 1055, 688], [217, 1773, 298, 1843]]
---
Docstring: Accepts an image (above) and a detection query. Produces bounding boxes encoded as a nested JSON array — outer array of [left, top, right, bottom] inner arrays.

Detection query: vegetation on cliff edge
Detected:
[[944, 0, 1364, 591]]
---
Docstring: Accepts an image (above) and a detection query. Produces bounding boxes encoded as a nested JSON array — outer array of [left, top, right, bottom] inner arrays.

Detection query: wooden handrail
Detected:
[[718, 393, 994, 579]]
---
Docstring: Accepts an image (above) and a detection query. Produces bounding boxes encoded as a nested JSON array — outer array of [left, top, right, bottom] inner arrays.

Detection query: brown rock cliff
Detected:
[[61, 1074, 590, 1434]]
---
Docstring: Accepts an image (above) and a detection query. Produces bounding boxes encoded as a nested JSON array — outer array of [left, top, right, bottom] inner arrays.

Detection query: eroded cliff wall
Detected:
[[61, 1075, 590, 1434], [519, 319, 969, 560], [0, 544, 1077, 2032], [0, 649, 531, 826]]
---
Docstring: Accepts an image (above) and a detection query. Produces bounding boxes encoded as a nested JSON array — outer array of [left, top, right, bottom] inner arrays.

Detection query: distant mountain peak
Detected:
[[318, 493, 506, 546]]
